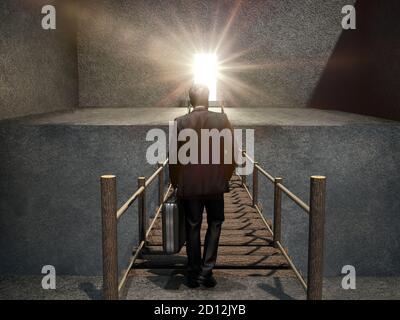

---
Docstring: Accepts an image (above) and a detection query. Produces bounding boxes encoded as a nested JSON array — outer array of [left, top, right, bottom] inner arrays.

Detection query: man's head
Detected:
[[189, 84, 209, 108]]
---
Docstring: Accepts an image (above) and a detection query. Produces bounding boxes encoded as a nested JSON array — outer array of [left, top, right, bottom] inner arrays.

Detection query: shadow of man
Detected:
[[79, 282, 102, 300]]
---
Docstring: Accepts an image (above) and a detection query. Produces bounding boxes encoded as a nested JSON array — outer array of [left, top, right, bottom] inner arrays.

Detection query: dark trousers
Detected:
[[180, 195, 224, 277]]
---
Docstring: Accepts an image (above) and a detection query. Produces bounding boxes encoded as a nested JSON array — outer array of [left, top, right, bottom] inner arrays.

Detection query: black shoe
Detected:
[[186, 276, 200, 288], [198, 274, 217, 288]]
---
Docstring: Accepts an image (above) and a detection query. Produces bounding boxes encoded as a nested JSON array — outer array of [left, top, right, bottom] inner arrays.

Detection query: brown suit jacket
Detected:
[[169, 107, 236, 198]]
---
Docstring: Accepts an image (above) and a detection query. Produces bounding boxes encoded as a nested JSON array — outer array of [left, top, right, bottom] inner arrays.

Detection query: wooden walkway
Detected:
[[132, 176, 291, 276]]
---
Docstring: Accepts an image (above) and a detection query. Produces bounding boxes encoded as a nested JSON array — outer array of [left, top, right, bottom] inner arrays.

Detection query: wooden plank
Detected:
[[151, 217, 266, 224], [152, 210, 262, 218], [152, 207, 259, 213], [151, 220, 269, 231], [228, 195, 250, 198], [149, 214, 266, 225], [151, 219, 266, 228], [143, 245, 282, 256], [220, 209, 259, 214], [223, 209, 258, 213], [219, 213, 261, 218], [150, 229, 272, 238], [136, 254, 289, 269], [130, 268, 296, 278], [226, 197, 251, 200], [147, 234, 273, 246]]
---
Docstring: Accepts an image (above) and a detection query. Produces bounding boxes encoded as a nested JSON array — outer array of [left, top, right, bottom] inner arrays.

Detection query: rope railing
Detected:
[[116, 187, 144, 219], [118, 184, 173, 293], [241, 150, 326, 300], [100, 159, 169, 300], [256, 164, 275, 183], [145, 159, 168, 187], [276, 182, 310, 214], [240, 178, 308, 291]]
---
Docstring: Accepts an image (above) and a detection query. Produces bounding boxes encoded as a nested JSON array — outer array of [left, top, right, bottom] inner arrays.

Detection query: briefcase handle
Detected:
[[168, 187, 178, 202]]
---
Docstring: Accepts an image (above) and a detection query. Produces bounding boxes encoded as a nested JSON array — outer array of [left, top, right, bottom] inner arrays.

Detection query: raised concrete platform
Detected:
[[0, 108, 399, 277], [2, 107, 394, 126]]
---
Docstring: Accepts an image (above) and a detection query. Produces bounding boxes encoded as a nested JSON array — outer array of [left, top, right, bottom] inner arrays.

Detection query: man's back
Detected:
[[173, 84, 233, 288], [169, 107, 235, 198]]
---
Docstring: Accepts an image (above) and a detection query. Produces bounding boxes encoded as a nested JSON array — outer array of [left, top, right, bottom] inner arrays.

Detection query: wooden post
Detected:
[[158, 162, 164, 207], [252, 163, 259, 207], [241, 149, 246, 187], [138, 177, 146, 243], [273, 177, 283, 248], [101, 175, 118, 300], [307, 176, 326, 300]]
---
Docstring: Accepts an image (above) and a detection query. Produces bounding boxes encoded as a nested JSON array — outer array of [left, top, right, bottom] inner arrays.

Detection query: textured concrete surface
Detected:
[[76, 0, 355, 108], [309, 0, 400, 121], [254, 124, 400, 276], [1, 275, 400, 300], [1, 107, 394, 126], [0, 124, 163, 276], [0, 0, 78, 120], [0, 108, 399, 276]]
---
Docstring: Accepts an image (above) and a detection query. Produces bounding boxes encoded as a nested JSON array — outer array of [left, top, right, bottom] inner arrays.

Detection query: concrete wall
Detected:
[[0, 124, 162, 276], [309, 0, 400, 121], [0, 0, 78, 120], [77, 0, 354, 108], [252, 125, 400, 276]]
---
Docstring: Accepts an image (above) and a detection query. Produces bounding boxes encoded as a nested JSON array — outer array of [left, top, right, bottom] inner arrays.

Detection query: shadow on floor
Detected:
[[79, 282, 103, 300], [146, 269, 188, 290], [257, 278, 297, 300]]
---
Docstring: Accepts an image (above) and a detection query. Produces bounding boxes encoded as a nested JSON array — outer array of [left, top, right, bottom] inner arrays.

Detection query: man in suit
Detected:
[[169, 84, 235, 288]]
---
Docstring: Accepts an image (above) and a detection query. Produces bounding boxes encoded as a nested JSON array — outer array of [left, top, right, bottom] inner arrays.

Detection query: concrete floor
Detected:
[[1, 275, 399, 300], [1, 107, 396, 126]]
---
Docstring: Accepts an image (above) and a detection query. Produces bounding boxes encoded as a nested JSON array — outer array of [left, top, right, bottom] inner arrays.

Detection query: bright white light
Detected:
[[194, 53, 217, 101]]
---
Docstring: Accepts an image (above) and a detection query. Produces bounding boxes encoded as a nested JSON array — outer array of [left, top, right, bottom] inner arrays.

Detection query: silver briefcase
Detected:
[[162, 190, 185, 254]]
